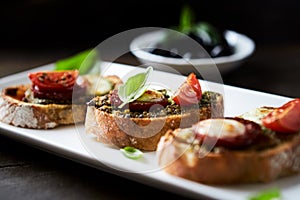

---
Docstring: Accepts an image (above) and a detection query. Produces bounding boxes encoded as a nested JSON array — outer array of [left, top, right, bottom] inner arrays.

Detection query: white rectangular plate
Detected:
[[0, 62, 299, 200]]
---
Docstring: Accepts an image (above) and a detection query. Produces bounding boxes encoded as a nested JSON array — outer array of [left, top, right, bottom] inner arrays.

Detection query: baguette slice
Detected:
[[156, 107, 300, 184], [85, 92, 224, 151], [0, 75, 122, 129]]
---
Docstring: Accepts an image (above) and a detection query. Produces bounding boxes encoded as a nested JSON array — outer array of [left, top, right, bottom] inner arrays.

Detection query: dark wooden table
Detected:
[[0, 43, 299, 200]]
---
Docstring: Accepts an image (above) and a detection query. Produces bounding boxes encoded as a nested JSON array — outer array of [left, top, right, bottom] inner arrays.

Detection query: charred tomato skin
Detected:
[[28, 70, 82, 101], [29, 70, 78, 91]]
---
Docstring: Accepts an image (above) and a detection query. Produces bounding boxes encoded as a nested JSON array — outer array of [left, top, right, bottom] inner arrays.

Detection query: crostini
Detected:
[[85, 67, 224, 151], [0, 70, 122, 129], [157, 98, 300, 184]]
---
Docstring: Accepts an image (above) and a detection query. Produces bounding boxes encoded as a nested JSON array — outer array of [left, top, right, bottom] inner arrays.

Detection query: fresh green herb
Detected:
[[248, 188, 281, 200], [176, 5, 221, 45], [117, 66, 153, 108], [178, 5, 195, 34], [120, 146, 143, 159], [55, 49, 99, 74]]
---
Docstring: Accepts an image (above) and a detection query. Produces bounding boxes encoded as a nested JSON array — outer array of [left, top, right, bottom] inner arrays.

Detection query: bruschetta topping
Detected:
[[193, 118, 246, 138], [129, 90, 169, 111], [192, 118, 261, 149], [110, 89, 169, 112], [28, 70, 87, 101]]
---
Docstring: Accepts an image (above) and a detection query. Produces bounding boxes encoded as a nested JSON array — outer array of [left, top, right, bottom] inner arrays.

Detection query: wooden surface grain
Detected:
[[0, 43, 299, 200]]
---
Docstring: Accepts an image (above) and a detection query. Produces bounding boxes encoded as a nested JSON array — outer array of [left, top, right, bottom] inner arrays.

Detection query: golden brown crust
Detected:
[[157, 128, 300, 185], [85, 95, 224, 151], [0, 85, 86, 129], [0, 75, 123, 129]]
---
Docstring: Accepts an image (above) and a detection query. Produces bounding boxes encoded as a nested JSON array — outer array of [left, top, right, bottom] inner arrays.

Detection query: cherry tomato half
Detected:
[[28, 70, 79, 92], [187, 73, 202, 99], [172, 73, 202, 106], [262, 98, 300, 133]]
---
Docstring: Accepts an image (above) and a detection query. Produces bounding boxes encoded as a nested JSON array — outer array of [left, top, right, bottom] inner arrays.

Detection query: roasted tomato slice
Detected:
[[28, 70, 79, 100], [192, 118, 261, 149], [172, 73, 202, 106], [28, 70, 78, 92], [262, 98, 300, 133]]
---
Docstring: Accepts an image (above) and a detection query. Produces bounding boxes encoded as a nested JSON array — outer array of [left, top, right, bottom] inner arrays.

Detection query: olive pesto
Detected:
[[88, 90, 222, 118]]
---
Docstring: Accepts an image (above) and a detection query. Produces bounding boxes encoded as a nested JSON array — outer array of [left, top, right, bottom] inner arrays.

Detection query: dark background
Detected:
[[1, 0, 299, 96], [1, 0, 299, 50]]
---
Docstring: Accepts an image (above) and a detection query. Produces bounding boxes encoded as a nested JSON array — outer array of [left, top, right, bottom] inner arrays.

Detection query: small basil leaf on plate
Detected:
[[118, 66, 153, 108], [248, 188, 281, 200], [120, 146, 143, 159], [55, 49, 98, 74]]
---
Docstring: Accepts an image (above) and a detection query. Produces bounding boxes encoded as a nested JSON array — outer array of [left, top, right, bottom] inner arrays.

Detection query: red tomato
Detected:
[[28, 70, 78, 92], [262, 98, 300, 133], [28, 70, 79, 100], [187, 73, 202, 99], [172, 73, 202, 106]]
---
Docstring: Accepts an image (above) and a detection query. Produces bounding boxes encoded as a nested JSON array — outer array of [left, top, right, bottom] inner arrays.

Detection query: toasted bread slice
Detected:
[[0, 84, 86, 129], [156, 107, 300, 184], [85, 91, 224, 151], [0, 75, 122, 129]]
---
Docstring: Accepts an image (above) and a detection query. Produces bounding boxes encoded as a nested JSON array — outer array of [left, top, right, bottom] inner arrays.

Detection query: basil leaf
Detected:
[[249, 188, 281, 200], [120, 146, 143, 159], [55, 49, 98, 74], [118, 66, 153, 108], [123, 72, 147, 98]]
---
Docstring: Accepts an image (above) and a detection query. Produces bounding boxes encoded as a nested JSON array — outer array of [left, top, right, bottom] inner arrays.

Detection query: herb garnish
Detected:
[[178, 5, 195, 34], [248, 188, 281, 200], [176, 5, 222, 45], [55, 49, 98, 74], [120, 146, 143, 159], [117, 66, 153, 108]]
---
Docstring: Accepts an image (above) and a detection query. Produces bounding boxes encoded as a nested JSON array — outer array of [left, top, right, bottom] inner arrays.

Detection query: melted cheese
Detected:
[[194, 119, 246, 138], [136, 89, 164, 102], [240, 107, 274, 125]]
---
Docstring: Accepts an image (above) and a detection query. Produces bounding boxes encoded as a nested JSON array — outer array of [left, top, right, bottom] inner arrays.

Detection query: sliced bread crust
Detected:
[[157, 130, 300, 184], [0, 85, 86, 129], [157, 107, 300, 184], [85, 93, 224, 151], [0, 75, 122, 129]]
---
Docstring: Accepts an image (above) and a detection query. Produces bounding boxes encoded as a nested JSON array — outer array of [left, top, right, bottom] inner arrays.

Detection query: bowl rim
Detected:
[[129, 29, 255, 66]]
